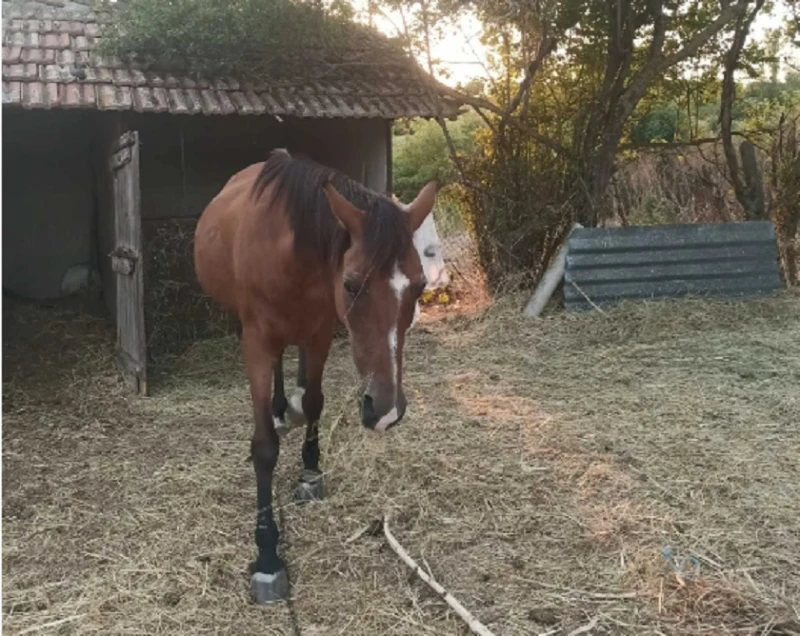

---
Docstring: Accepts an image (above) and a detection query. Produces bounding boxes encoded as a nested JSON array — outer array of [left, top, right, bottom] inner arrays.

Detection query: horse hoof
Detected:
[[293, 470, 325, 503], [251, 569, 289, 604]]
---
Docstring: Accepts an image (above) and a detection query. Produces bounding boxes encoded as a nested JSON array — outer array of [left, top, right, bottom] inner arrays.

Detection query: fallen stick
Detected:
[[567, 616, 599, 635], [569, 281, 606, 314], [383, 514, 497, 636], [18, 614, 86, 635]]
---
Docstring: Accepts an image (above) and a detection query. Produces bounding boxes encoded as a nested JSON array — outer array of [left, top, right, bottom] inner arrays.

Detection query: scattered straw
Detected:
[[383, 513, 496, 636], [3, 288, 800, 634]]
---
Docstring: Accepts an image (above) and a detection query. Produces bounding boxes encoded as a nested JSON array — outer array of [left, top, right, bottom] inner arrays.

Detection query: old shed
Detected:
[[2, 0, 459, 393]]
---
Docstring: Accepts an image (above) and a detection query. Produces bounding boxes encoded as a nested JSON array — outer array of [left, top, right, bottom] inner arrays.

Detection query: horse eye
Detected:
[[344, 279, 362, 298], [424, 246, 436, 258]]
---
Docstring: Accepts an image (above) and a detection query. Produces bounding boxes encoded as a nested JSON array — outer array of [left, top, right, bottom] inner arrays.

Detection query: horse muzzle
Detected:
[[360, 394, 406, 432]]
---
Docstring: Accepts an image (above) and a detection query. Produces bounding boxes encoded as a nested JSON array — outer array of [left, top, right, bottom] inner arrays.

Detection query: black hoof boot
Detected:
[[249, 554, 288, 604], [250, 569, 289, 604], [293, 469, 325, 503]]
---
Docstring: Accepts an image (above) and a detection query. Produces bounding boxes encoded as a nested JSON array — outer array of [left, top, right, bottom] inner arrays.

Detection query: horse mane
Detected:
[[252, 149, 411, 274]]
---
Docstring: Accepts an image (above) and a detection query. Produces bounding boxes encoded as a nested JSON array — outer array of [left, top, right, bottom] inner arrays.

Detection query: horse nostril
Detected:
[[361, 394, 376, 427]]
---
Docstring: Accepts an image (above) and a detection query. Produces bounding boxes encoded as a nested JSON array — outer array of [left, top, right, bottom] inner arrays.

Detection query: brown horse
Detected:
[[194, 149, 436, 603]]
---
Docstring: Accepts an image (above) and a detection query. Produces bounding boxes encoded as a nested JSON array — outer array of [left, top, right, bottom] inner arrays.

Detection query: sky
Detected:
[[350, 1, 799, 86]]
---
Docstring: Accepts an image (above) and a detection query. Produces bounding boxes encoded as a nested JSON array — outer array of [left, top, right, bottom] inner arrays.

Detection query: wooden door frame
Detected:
[[110, 128, 147, 395]]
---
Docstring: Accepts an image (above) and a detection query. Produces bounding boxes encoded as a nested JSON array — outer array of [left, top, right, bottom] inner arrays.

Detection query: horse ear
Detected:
[[324, 183, 364, 237], [406, 181, 437, 232]]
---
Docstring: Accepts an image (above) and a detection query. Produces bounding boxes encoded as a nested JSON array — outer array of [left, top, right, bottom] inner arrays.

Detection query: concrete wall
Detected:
[[2, 110, 97, 300]]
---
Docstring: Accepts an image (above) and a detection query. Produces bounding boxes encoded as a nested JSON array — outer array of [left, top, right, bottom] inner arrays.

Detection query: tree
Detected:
[[374, 0, 784, 287]]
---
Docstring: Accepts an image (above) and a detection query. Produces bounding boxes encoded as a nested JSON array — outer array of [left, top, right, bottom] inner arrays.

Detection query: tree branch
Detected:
[[626, 0, 749, 109], [619, 131, 766, 151], [498, 34, 558, 132]]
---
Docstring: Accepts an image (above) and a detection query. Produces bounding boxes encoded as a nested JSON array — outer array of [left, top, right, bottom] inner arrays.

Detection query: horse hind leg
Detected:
[[293, 329, 333, 503], [241, 324, 289, 603], [285, 346, 308, 429], [272, 354, 291, 437]]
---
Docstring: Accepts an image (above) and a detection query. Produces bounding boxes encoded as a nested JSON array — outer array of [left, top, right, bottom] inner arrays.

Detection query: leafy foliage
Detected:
[[392, 112, 482, 202], [99, 0, 371, 78], [392, 112, 483, 237], [379, 0, 794, 289]]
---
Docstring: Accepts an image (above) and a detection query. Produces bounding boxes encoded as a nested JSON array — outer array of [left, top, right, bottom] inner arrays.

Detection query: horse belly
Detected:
[[194, 204, 238, 312]]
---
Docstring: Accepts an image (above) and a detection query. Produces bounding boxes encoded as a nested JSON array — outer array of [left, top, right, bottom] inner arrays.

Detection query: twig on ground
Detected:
[[383, 514, 497, 636], [567, 616, 600, 635], [511, 575, 637, 600], [569, 281, 607, 314], [18, 615, 86, 635]]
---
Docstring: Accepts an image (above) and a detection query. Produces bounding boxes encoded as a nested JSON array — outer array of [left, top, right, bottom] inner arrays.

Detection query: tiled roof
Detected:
[[1, 0, 462, 118]]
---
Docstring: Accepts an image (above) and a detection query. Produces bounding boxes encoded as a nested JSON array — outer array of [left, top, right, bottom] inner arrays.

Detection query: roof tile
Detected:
[[21, 47, 55, 64], [3, 46, 23, 63], [97, 84, 131, 110], [84, 66, 112, 83], [53, 20, 84, 35], [6, 31, 25, 47], [199, 88, 221, 115], [62, 81, 95, 107], [1, 1, 459, 118], [133, 85, 167, 112], [42, 32, 71, 48], [42, 63, 70, 81], [166, 87, 189, 114], [71, 35, 91, 50], [55, 48, 74, 65], [3, 81, 22, 104]]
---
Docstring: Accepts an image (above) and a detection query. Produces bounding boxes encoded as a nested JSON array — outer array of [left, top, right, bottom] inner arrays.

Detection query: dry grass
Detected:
[[3, 289, 800, 635]]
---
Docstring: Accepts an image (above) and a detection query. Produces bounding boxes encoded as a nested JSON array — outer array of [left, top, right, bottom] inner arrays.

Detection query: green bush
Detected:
[[392, 112, 482, 202], [99, 0, 376, 79]]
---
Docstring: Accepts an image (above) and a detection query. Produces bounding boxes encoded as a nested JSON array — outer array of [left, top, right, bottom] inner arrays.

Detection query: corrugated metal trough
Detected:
[[564, 221, 783, 311]]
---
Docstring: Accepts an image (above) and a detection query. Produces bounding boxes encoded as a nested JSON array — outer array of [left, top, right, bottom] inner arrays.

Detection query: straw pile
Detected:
[[143, 218, 237, 360], [3, 288, 799, 635]]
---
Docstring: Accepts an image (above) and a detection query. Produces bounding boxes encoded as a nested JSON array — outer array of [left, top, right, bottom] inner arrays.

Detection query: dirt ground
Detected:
[[3, 290, 800, 635]]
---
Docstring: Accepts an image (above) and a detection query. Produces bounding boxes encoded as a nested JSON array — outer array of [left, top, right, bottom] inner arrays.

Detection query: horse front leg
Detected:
[[293, 327, 334, 503], [241, 324, 288, 604]]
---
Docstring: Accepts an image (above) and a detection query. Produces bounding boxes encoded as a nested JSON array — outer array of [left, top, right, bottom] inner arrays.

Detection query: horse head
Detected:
[[325, 182, 437, 431]]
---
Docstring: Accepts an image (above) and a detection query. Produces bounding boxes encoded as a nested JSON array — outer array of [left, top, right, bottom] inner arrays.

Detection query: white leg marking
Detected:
[[273, 415, 289, 434], [289, 387, 305, 414], [374, 407, 399, 432]]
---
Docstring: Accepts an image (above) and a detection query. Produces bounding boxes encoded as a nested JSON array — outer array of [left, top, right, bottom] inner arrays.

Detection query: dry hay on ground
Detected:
[[3, 290, 800, 635]]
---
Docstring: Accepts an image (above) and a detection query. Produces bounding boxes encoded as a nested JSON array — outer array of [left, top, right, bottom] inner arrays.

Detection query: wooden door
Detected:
[[110, 130, 147, 394]]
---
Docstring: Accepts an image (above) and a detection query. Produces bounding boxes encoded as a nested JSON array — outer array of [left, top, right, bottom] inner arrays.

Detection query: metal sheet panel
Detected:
[[564, 221, 783, 311]]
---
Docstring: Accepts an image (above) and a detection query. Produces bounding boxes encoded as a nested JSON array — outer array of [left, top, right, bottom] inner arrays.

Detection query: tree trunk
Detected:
[[739, 140, 767, 220]]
